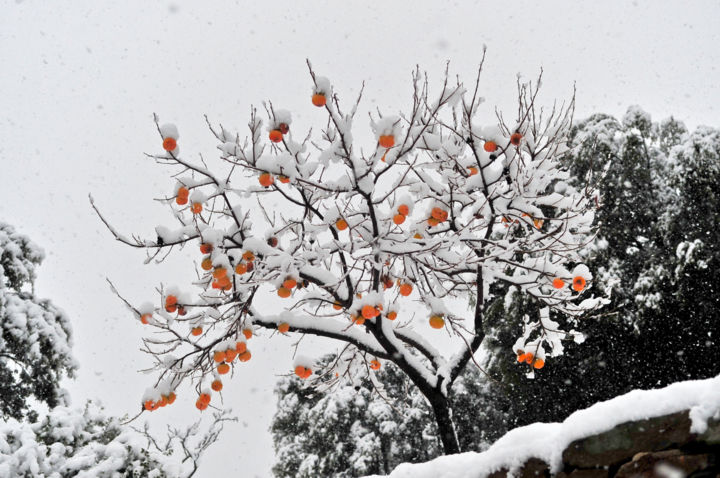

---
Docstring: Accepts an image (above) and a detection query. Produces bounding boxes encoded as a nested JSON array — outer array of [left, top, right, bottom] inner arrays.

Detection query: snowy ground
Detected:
[[367, 374, 720, 477]]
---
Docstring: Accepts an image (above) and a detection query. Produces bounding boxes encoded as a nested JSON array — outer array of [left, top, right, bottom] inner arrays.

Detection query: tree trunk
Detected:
[[427, 390, 461, 454]]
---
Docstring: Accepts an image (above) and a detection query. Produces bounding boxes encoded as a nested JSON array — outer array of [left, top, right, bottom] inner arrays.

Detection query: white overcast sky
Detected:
[[1, 1, 719, 476]]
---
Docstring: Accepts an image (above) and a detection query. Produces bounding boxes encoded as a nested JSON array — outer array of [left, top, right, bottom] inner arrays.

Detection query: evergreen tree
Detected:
[[482, 107, 720, 429], [271, 355, 504, 477], [0, 221, 76, 421]]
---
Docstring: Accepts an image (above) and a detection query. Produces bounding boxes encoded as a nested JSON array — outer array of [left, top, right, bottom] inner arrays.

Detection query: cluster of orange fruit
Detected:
[[482, 132, 522, 154], [269, 122, 290, 143], [192, 342, 252, 406], [277, 276, 298, 298], [196, 392, 212, 411], [516, 350, 545, 369], [350, 303, 383, 325], [144, 391, 177, 412], [393, 204, 410, 225], [552, 276, 586, 292], [176, 186, 189, 205], [164, 295, 187, 316], [258, 172, 291, 187], [427, 207, 449, 227], [174, 184, 202, 214], [294, 365, 313, 379], [234, 250, 256, 275]]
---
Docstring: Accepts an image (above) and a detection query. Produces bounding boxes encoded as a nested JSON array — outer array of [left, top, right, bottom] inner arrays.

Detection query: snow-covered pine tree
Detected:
[[480, 107, 720, 430], [271, 354, 505, 477], [96, 60, 605, 454], [0, 401, 233, 477], [0, 221, 76, 421]]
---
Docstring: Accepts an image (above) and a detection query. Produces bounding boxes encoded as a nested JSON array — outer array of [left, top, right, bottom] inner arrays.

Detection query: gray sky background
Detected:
[[1, 1, 719, 476]]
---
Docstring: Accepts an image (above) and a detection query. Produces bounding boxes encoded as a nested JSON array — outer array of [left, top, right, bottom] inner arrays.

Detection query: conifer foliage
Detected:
[[0, 222, 76, 421], [96, 59, 603, 453]]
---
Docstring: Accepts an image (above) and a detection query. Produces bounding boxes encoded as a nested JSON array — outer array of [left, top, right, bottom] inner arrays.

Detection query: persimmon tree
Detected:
[[94, 58, 606, 454]]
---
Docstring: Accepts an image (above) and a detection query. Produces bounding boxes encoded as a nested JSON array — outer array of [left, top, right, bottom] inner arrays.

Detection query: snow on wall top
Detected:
[[368, 373, 720, 478]]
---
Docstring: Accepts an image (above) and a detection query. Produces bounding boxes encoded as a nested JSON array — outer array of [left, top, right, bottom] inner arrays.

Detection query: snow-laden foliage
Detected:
[[0, 222, 76, 420], [95, 59, 603, 453], [0, 402, 174, 478], [478, 107, 720, 436], [0, 400, 233, 478], [272, 354, 505, 477]]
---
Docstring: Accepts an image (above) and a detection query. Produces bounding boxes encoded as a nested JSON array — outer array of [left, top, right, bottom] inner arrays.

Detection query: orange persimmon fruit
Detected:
[[431, 207, 448, 222], [335, 218, 348, 231], [269, 129, 283, 143], [259, 173, 274, 187], [379, 135, 395, 148], [429, 315, 445, 329], [483, 140, 497, 152], [312, 93, 326, 107], [361, 305, 379, 319], [217, 363, 230, 375], [176, 187, 189, 205], [572, 276, 586, 292], [398, 283, 413, 297], [162, 137, 177, 152]]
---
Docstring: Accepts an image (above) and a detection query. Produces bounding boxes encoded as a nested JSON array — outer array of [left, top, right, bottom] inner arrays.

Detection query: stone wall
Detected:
[[488, 411, 720, 477]]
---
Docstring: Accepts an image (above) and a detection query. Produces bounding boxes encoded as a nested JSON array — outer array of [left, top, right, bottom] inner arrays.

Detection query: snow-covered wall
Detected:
[[372, 374, 720, 477]]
